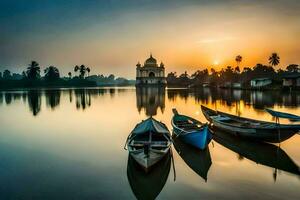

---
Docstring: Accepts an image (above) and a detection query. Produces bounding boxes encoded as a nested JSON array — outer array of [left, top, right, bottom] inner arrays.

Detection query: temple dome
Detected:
[[145, 54, 157, 64]]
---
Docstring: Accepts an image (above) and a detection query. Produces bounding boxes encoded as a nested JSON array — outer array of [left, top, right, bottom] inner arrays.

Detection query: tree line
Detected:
[[0, 61, 92, 81], [0, 61, 134, 87], [167, 53, 300, 87]]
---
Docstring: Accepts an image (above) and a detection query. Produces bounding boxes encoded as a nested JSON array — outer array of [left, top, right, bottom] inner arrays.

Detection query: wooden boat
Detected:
[[126, 117, 172, 171], [265, 108, 300, 122], [201, 105, 300, 143], [127, 151, 171, 200], [173, 137, 211, 181], [171, 108, 211, 150], [212, 130, 300, 179]]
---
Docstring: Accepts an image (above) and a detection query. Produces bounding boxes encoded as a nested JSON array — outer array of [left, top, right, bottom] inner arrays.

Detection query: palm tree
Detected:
[[86, 67, 90, 77], [27, 61, 40, 80], [235, 55, 242, 67], [268, 53, 280, 67], [68, 72, 72, 79], [44, 66, 60, 81], [74, 65, 79, 76], [79, 65, 86, 78]]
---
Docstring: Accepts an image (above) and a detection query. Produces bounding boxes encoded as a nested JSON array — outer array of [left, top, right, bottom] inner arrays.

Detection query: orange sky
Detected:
[[1, 0, 300, 78]]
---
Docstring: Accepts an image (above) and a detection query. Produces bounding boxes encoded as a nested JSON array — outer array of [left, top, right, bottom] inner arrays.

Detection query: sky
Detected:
[[0, 0, 300, 78]]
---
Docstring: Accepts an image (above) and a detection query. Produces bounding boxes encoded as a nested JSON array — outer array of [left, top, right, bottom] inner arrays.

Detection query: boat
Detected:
[[212, 130, 300, 180], [173, 137, 211, 181], [125, 117, 172, 171], [265, 108, 300, 122], [171, 108, 211, 150], [127, 151, 171, 200], [201, 105, 300, 143]]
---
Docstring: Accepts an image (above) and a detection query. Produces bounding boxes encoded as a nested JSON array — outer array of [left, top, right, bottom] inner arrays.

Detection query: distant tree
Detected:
[[79, 65, 87, 78], [268, 53, 280, 67], [108, 74, 115, 81], [0, 72, 2, 79], [235, 55, 242, 67], [252, 63, 275, 79], [3, 69, 12, 80], [74, 65, 79, 76], [21, 71, 27, 79], [86, 67, 90, 76], [44, 66, 60, 81], [286, 64, 299, 73], [68, 72, 72, 79], [191, 69, 209, 85], [234, 66, 240, 74], [26, 61, 41, 80], [242, 67, 252, 73]]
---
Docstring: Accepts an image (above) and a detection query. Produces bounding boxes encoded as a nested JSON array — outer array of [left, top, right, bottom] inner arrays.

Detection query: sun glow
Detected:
[[213, 60, 219, 65]]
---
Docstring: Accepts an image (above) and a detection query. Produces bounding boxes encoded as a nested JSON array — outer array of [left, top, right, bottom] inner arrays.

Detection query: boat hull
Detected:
[[173, 124, 211, 150], [129, 148, 169, 171], [201, 105, 298, 143]]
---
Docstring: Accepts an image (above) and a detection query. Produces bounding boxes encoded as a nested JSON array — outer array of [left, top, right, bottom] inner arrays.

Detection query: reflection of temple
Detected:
[[136, 87, 165, 116], [136, 54, 166, 85]]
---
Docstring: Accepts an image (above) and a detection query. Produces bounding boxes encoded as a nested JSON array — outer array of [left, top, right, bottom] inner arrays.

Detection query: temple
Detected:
[[136, 54, 166, 85]]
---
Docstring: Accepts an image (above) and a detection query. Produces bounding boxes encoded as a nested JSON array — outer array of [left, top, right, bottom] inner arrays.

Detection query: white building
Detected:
[[136, 54, 166, 85], [250, 78, 272, 88]]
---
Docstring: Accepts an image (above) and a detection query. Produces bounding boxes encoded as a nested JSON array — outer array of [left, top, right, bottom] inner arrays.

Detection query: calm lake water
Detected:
[[0, 87, 300, 200]]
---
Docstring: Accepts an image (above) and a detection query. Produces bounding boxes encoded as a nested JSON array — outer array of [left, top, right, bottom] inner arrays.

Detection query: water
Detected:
[[0, 87, 300, 200]]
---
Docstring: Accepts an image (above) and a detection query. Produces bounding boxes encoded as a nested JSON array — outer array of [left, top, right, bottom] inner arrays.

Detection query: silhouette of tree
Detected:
[[286, 64, 299, 73], [26, 61, 40, 80], [235, 55, 242, 67], [0, 72, 2, 79], [86, 67, 90, 76], [74, 65, 87, 78], [234, 66, 240, 73], [79, 65, 87, 78], [68, 72, 72, 79], [3, 69, 12, 80], [268, 53, 280, 67], [44, 66, 60, 81], [74, 65, 79, 76]]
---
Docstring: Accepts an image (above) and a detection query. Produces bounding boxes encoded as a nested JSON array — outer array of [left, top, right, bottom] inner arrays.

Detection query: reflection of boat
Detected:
[[127, 151, 171, 200], [212, 130, 300, 178], [171, 109, 211, 149], [126, 117, 172, 171], [201, 105, 299, 143], [173, 137, 211, 181]]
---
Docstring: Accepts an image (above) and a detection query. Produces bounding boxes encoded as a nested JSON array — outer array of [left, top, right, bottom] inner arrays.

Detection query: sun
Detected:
[[213, 60, 219, 65]]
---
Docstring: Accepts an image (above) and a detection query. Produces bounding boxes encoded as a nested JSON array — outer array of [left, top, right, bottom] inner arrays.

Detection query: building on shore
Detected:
[[282, 74, 300, 88], [250, 78, 272, 88], [136, 54, 166, 86]]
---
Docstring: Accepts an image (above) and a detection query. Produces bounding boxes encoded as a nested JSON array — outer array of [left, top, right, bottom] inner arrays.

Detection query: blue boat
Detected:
[[171, 109, 211, 150]]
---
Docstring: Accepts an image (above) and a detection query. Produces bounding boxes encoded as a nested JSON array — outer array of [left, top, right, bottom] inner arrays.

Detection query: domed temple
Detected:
[[136, 54, 167, 85]]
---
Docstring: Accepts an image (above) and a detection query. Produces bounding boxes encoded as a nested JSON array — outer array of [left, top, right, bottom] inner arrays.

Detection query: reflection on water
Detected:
[[45, 90, 61, 110], [75, 89, 91, 110], [136, 86, 165, 116], [28, 90, 42, 116], [0, 87, 300, 199], [212, 130, 300, 181], [173, 137, 212, 181], [127, 151, 171, 200], [1, 88, 300, 117]]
